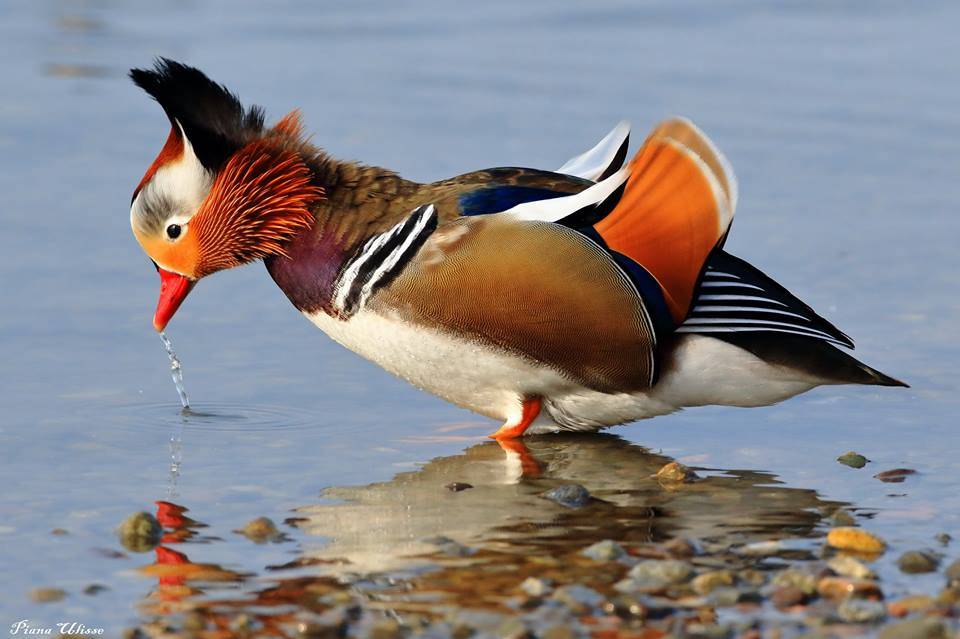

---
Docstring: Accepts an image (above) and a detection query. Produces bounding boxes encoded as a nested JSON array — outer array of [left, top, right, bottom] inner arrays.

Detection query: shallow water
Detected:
[[1, 0, 959, 634]]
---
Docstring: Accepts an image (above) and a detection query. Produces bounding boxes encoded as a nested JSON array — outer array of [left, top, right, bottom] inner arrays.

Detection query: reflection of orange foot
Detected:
[[154, 546, 190, 588], [489, 396, 541, 439], [495, 438, 543, 478]]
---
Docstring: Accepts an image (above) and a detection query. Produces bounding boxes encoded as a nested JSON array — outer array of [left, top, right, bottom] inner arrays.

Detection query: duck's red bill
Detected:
[[154, 268, 196, 332]]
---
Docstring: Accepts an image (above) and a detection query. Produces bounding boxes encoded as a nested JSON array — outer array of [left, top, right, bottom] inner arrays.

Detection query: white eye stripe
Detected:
[[130, 121, 213, 236]]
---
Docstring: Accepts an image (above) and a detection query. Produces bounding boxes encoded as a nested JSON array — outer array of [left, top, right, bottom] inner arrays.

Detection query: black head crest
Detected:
[[129, 58, 265, 171]]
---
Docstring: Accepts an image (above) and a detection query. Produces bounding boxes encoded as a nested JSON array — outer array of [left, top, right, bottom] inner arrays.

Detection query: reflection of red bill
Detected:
[[154, 269, 195, 332], [155, 501, 188, 528]]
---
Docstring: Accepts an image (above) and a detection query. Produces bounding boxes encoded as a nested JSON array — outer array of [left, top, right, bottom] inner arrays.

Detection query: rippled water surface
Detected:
[[1, 1, 958, 635]]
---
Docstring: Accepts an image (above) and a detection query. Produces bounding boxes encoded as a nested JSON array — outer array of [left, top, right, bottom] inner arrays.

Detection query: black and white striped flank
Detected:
[[677, 250, 854, 348], [333, 204, 438, 317]]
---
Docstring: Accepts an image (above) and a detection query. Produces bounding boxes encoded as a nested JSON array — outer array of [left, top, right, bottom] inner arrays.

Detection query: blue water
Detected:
[[1, 1, 958, 631]]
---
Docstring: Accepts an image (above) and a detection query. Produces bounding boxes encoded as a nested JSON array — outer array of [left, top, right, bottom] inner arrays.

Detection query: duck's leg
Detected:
[[489, 396, 542, 440]]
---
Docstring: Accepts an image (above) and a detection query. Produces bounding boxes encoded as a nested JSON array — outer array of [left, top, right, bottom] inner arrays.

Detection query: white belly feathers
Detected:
[[305, 310, 818, 433]]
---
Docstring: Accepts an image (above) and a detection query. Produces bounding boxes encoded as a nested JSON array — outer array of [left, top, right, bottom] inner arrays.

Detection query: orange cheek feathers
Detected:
[[187, 141, 322, 276], [134, 229, 201, 279]]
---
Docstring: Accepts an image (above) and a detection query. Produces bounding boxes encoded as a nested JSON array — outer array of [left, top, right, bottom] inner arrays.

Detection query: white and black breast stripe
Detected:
[[677, 264, 854, 348], [333, 204, 438, 318]]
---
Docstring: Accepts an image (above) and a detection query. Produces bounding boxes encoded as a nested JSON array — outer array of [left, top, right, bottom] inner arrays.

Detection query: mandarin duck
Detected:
[[129, 59, 905, 439]]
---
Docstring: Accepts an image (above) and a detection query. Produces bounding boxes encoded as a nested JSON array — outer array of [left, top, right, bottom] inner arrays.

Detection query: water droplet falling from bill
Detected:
[[159, 331, 190, 409]]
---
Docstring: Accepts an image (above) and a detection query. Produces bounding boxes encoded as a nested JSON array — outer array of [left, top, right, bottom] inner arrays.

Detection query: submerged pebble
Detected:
[[420, 535, 474, 557], [540, 625, 577, 639], [830, 509, 857, 527], [235, 517, 285, 544], [518, 576, 552, 598], [655, 461, 698, 484], [367, 619, 403, 639], [664, 537, 698, 558], [937, 586, 960, 606], [887, 594, 935, 617], [684, 622, 732, 639], [739, 569, 767, 587], [708, 586, 742, 607], [447, 610, 507, 635], [772, 569, 818, 595], [614, 574, 669, 595], [550, 584, 604, 614], [877, 618, 948, 639], [896, 550, 940, 574], [580, 539, 625, 562], [542, 484, 591, 508], [837, 451, 870, 468], [826, 527, 886, 554], [817, 576, 883, 601], [29, 587, 67, 603], [873, 468, 917, 483], [945, 558, 960, 583], [628, 559, 694, 584], [838, 598, 886, 623], [297, 620, 343, 639], [739, 540, 786, 557], [495, 617, 529, 639], [828, 555, 876, 580], [692, 570, 735, 595], [771, 586, 807, 609], [117, 511, 162, 552]]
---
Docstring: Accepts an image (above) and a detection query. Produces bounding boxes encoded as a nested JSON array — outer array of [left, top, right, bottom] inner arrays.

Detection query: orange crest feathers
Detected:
[[270, 109, 306, 139], [192, 140, 323, 277]]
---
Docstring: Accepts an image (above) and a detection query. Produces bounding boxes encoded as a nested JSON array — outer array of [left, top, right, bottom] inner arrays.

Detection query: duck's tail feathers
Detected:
[[590, 118, 737, 323], [678, 250, 855, 348], [856, 362, 909, 387], [712, 332, 909, 388], [681, 250, 908, 388]]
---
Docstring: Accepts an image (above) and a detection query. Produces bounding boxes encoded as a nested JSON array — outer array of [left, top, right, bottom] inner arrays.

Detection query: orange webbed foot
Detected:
[[488, 396, 542, 440]]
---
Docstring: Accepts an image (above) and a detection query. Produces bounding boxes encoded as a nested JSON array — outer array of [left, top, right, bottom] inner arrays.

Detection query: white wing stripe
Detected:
[[690, 305, 811, 321], [674, 325, 849, 347], [681, 317, 838, 340], [697, 294, 788, 307], [502, 166, 630, 223], [698, 281, 764, 291], [556, 121, 630, 181]]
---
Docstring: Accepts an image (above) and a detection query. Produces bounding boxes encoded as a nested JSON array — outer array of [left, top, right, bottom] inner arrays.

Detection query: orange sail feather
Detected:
[[593, 118, 736, 323]]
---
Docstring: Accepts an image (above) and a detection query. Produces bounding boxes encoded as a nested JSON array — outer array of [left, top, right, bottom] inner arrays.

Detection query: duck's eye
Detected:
[[166, 224, 182, 239]]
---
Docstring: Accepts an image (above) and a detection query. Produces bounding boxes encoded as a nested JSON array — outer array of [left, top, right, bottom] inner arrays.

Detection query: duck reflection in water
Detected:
[[294, 435, 844, 574], [131, 436, 848, 630]]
